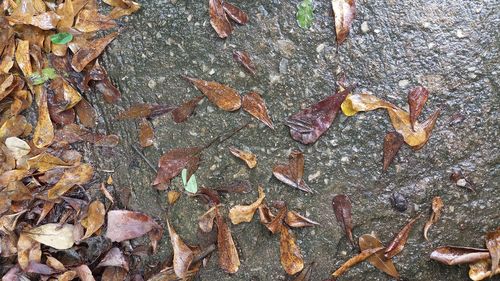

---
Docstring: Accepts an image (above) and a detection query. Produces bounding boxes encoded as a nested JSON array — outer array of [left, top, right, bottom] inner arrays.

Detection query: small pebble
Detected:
[[398, 79, 409, 88], [361, 21, 369, 33], [390, 192, 408, 212], [456, 29, 466, 38], [147, 79, 156, 89], [456, 179, 467, 187]]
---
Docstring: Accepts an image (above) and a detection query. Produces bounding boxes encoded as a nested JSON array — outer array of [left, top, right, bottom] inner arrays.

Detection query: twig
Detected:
[[131, 144, 157, 173]]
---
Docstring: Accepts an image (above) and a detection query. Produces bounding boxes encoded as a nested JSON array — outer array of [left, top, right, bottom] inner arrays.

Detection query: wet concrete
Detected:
[[86, 0, 499, 280]]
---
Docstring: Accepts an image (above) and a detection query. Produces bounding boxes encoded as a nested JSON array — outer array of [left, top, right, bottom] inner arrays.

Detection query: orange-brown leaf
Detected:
[[273, 150, 311, 193], [382, 131, 404, 171], [280, 224, 304, 275], [229, 146, 257, 169], [423, 196, 444, 240], [33, 88, 54, 148], [153, 147, 202, 186], [285, 211, 320, 228], [233, 51, 256, 75], [229, 186, 265, 224], [331, 0, 356, 44], [75, 98, 97, 128], [359, 234, 399, 278], [384, 215, 421, 259], [167, 220, 195, 278], [408, 86, 429, 131], [47, 163, 94, 199], [486, 227, 500, 274], [71, 32, 118, 72], [209, 0, 233, 38], [216, 211, 240, 273], [138, 119, 154, 147], [242, 92, 274, 129], [331, 246, 384, 278], [222, 2, 248, 25], [172, 95, 204, 123], [74, 9, 117, 33], [183, 76, 241, 111], [81, 200, 105, 240]]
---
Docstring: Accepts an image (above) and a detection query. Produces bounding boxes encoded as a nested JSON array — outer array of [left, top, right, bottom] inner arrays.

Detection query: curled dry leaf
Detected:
[[258, 204, 274, 224], [216, 210, 240, 273], [80, 200, 105, 240], [384, 215, 421, 259], [332, 194, 355, 247], [71, 32, 118, 72], [382, 131, 404, 171], [408, 86, 429, 131], [223, 2, 248, 25], [272, 150, 312, 193], [153, 146, 202, 186], [469, 259, 500, 281], [285, 86, 352, 144], [242, 92, 274, 129], [358, 234, 399, 279], [97, 247, 129, 271], [486, 228, 500, 274], [199, 206, 217, 232], [209, 0, 233, 38], [24, 223, 75, 250], [280, 224, 304, 275], [172, 95, 204, 123], [331, 0, 356, 44], [423, 196, 444, 240], [229, 146, 257, 169], [47, 163, 94, 199], [331, 246, 384, 279], [167, 220, 195, 278], [233, 51, 256, 75], [341, 93, 440, 149], [183, 76, 241, 111], [229, 186, 265, 224], [105, 0, 141, 19], [116, 103, 176, 120], [285, 211, 320, 228], [138, 119, 154, 147], [265, 205, 288, 234], [430, 246, 490, 265], [105, 210, 162, 244]]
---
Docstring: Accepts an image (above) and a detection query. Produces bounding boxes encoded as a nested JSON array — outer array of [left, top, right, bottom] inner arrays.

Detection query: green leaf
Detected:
[[42, 68, 57, 80], [296, 0, 314, 29], [50, 32, 73, 45], [29, 73, 45, 85], [29, 68, 58, 85], [181, 169, 197, 193]]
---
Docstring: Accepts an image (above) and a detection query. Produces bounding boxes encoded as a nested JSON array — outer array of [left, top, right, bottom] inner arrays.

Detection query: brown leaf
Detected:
[[358, 234, 399, 279], [183, 76, 241, 111], [97, 247, 129, 271], [199, 205, 217, 233], [242, 92, 274, 129], [285, 211, 320, 228], [0, 210, 26, 233], [7, 11, 61, 30], [167, 190, 181, 205], [273, 150, 312, 193], [105, 210, 162, 244], [27, 152, 72, 173], [209, 0, 233, 38], [166, 220, 195, 278], [153, 146, 202, 186], [47, 163, 94, 199], [216, 210, 240, 273], [33, 88, 54, 148], [331, 0, 356, 44], [423, 196, 444, 240], [486, 227, 500, 274], [331, 246, 384, 279], [293, 262, 315, 281], [172, 95, 204, 123], [265, 205, 288, 234], [229, 186, 265, 224], [116, 103, 175, 120], [223, 2, 248, 25], [384, 215, 421, 259], [382, 131, 404, 171], [229, 146, 257, 169], [80, 200, 106, 240], [138, 119, 154, 148], [331, 194, 355, 247], [56, 0, 76, 30], [17, 233, 41, 270], [430, 246, 490, 265], [233, 51, 256, 75], [71, 32, 118, 72], [258, 204, 274, 224], [104, 0, 141, 19], [469, 259, 500, 281], [102, 267, 128, 281], [49, 77, 82, 112], [74, 98, 97, 128], [280, 224, 304, 275], [46, 256, 66, 271], [216, 180, 252, 194], [75, 264, 96, 281], [408, 86, 429, 131], [74, 9, 117, 33]]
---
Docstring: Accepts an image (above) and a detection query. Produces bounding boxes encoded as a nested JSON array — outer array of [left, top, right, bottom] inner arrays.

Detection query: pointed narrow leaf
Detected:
[[167, 220, 194, 278], [183, 76, 241, 111], [331, 247, 384, 279], [408, 86, 429, 130], [331, 0, 356, 44], [384, 215, 421, 259], [233, 51, 256, 75], [273, 150, 312, 193], [423, 196, 444, 240], [223, 2, 248, 25], [359, 234, 399, 278], [209, 0, 233, 38], [81, 200, 106, 240], [229, 146, 257, 168], [216, 211, 240, 273], [242, 92, 274, 129], [172, 95, 204, 123], [382, 131, 404, 171], [332, 194, 355, 247], [280, 225, 304, 275], [285, 211, 320, 228], [430, 246, 490, 265]]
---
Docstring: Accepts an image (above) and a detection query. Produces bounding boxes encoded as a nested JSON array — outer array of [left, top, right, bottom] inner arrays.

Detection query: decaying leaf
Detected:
[[105, 0, 141, 19], [81, 200, 106, 240], [5, 136, 30, 159], [116, 103, 175, 120], [423, 196, 444, 240], [384, 215, 421, 259], [382, 131, 404, 171], [486, 228, 500, 274], [332, 194, 355, 247], [105, 210, 162, 245], [7, 11, 61, 30], [430, 246, 490, 265], [331, 246, 384, 279], [96, 247, 129, 271], [74, 9, 117, 33], [71, 32, 118, 72], [199, 206, 218, 233], [285, 211, 320, 228], [168, 190, 181, 205], [172, 95, 204, 123], [331, 0, 356, 44], [209, 0, 233, 38], [222, 2, 248, 25], [47, 163, 94, 199], [75, 264, 96, 281], [358, 234, 399, 279], [24, 223, 75, 250], [229, 186, 265, 224], [285, 86, 352, 144], [17, 233, 41, 269], [153, 146, 202, 187], [469, 259, 500, 281], [183, 76, 241, 111], [233, 51, 256, 75], [216, 210, 240, 273], [265, 205, 287, 234], [273, 150, 312, 193], [229, 146, 257, 169], [242, 92, 274, 129], [408, 86, 429, 131], [138, 119, 154, 147], [33, 88, 54, 148], [280, 224, 304, 275], [167, 220, 195, 278]]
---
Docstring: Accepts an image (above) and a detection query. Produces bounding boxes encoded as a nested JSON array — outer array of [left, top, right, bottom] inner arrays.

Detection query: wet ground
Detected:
[[85, 0, 499, 280]]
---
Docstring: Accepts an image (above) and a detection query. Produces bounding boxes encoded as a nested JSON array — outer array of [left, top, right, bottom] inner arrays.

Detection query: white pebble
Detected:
[[361, 21, 369, 33], [398, 79, 409, 88], [456, 179, 467, 187], [148, 79, 156, 89], [456, 29, 466, 38]]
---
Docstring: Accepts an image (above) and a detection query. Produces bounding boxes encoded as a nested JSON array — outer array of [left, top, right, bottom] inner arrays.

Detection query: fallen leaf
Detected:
[[358, 234, 399, 278], [233, 51, 256, 75], [25, 261, 58, 275], [199, 206, 217, 232], [172, 95, 204, 123], [209, 0, 233, 38], [181, 168, 198, 193], [280, 224, 304, 275], [332, 194, 355, 247], [408, 86, 429, 131], [167, 220, 195, 278], [430, 246, 490, 265], [74, 98, 97, 128], [116, 103, 175, 120], [382, 131, 404, 171], [229, 146, 257, 168], [27, 152, 71, 173], [265, 205, 288, 234], [258, 204, 274, 224], [216, 180, 252, 194], [24, 223, 75, 250], [296, 0, 314, 29], [242, 92, 274, 129], [183, 76, 241, 111], [105, 210, 162, 244], [229, 186, 265, 224], [331, 0, 356, 44], [49, 77, 82, 112], [47, 163, 94, 199], [7, 11, 61, 30], [57, 270, 78, 281], [331, 246, 384, 279], [469, 259, 500, 281], [74, 9, 117, 33], [423, 196, 444, 241], [33, 88, 54, 148], [384, 215, 421, 259], [138, 119, 154, 147], [285, 211, 320, 228], [216, 210, 240, 273], [5, 136, 30, 159], [293, 262, 315, 281], [153, 147, 202, 186], [0, 210, 26, 233], [102, 267, 127, 281], [97, 247, 129, 271], [167, 190, 181, 205], [71, 32, 118, 72], [104, 0, 141, 19], [46, 256, 66, 271], [222, 2, 248, 25], [285, 86, 352, 144], [75, 264, 95, 281], [80, 200, 105, 240], [273, 150, 312, 193], [17, 233, 41, 270], [486, 227, 500, 274]]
